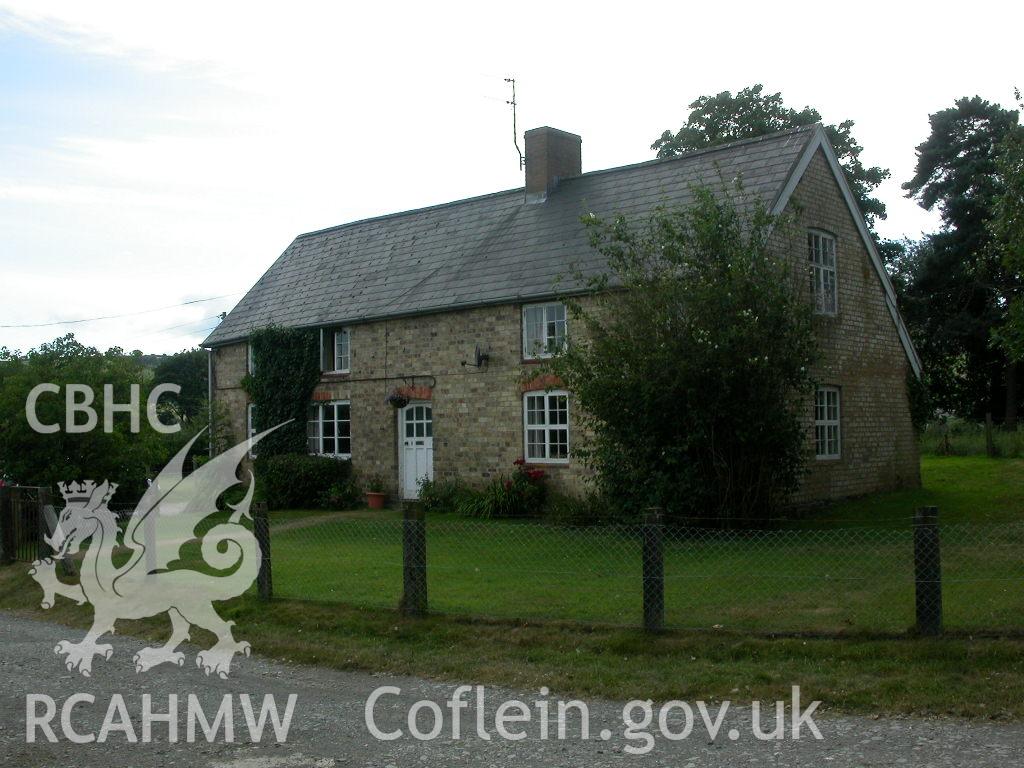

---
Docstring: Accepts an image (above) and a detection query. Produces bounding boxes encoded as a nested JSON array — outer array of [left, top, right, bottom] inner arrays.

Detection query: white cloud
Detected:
[[1, 0, 1018, 352]]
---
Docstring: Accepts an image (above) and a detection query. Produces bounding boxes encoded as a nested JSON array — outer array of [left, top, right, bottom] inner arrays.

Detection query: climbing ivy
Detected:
[[241, 326, 321, 457]]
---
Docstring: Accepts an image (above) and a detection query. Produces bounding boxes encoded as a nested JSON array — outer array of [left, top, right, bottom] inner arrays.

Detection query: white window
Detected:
[[523, 302, 567, 359], [307, 401, 351, 457], [247, 403, 257, 459], [332, 328, 350, 373], [247, 341, 256, 375], [814, 387, 841, 459], [808, 231, 837, 315], [523, 390, 569, 463]]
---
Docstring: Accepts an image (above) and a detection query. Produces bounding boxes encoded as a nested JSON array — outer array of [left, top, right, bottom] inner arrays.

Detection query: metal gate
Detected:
[[0, 486, 52, 564]]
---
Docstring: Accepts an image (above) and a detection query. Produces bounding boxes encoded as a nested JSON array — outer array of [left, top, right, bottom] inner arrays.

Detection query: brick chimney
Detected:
[[524, 126, 582, 202]]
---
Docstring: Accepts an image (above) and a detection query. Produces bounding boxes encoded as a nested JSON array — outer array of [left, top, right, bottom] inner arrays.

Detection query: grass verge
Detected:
[[2, 564, 1024, 720]]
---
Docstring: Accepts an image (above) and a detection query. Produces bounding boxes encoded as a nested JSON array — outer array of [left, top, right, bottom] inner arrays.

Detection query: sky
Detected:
[[0, 1, 1019, 354]]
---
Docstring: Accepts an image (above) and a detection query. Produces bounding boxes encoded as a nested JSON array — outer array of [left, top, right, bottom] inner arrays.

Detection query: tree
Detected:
[[153, 348, 208, 422], [548, 185, 816, 525], [0, 335, 184, 498], [652, 84, 890, 227], [989, 91, 1024, 428], [902, 96, 1021, 423]]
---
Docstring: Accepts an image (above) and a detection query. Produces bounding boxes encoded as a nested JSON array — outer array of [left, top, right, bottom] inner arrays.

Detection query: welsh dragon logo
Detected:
[[28, 427, 277, 679]]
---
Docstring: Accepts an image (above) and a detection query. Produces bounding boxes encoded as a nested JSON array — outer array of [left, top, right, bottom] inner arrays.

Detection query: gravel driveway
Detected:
[[1, 612, 1021, 767]]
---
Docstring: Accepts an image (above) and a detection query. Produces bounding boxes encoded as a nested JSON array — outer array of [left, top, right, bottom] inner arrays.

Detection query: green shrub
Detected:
[[319, 479, 362, 510], [417, 477, 471, 514], [455, 461, 547, 518], [255, 454, 352, 510], [542, 491, 618, 525]]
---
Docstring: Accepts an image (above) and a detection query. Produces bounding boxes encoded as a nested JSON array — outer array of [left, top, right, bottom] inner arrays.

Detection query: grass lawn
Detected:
[[3, 568, 1024, 719], [807, 455, 1024, 526], [264, 456, 1024, 635], [3, 455, 1023, 718]]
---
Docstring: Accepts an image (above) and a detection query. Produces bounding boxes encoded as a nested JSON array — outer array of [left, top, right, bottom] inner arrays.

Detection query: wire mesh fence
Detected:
[[266, 508, 1024, 636], [5, 485, 1023, 636]]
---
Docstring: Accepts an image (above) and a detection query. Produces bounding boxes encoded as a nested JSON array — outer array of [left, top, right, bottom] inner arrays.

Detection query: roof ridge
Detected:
[[564, 124, 819, 183], [292, 124, 820, 242]]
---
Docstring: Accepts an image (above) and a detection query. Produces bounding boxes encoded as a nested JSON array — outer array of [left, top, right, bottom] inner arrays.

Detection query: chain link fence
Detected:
[[5, 486, 1022, 636], [264, 508, 1024, 636]]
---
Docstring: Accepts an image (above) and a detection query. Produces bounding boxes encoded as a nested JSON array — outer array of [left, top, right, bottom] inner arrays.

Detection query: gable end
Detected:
[[771, 126, 921, 378]]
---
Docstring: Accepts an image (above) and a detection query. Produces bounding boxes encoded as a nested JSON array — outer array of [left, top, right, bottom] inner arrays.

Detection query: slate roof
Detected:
[[203, 125, 817, 346]]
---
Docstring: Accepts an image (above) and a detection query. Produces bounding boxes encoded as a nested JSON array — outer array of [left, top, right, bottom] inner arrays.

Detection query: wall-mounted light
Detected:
[[461, 344, 491, 369]]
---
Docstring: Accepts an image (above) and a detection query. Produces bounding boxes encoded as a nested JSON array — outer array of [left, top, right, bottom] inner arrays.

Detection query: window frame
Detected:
[[307, 400, 352, 459], [331, 328, 351, 374], [522, 302, 568, 361], [807, 229, 838, 317], [813, 386, 842, 460], [522, 389, 570, 464]]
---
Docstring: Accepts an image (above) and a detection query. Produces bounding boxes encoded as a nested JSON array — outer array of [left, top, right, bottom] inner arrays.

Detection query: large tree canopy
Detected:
[[988, 92, 1024, 427], [0, 335, 185, 497], [153, 348, 208, 422], [652, 84, 890, 227], [549, 185, 816, 525], [900, 96, 1021, 424]]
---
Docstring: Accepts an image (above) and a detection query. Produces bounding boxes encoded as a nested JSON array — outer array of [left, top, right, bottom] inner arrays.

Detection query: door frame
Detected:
[[396, 400, 434, 500]]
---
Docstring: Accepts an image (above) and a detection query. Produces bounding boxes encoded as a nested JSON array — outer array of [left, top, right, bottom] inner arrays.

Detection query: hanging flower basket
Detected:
[[386, 392, 410, 409]]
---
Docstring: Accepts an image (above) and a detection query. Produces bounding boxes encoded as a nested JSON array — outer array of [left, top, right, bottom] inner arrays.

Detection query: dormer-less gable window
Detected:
[[523, 302, 567, 360], [808, 231, 837, 315], [814, 386, 841, 459]]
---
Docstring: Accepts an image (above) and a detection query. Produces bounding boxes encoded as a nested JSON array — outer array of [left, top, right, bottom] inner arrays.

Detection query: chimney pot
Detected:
[[524, 127, 582, 202]]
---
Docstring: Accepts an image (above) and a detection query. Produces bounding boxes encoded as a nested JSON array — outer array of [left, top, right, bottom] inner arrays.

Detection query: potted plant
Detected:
[[364, 473, 387, 509]]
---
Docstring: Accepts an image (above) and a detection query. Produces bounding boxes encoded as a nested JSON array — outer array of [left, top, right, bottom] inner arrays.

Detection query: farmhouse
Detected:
[[203, 124, 921, 503]]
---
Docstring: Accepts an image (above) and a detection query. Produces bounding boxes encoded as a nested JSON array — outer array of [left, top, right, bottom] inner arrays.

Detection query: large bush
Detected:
[[255, 453, 353, 510], [549, 185, 816, 526]]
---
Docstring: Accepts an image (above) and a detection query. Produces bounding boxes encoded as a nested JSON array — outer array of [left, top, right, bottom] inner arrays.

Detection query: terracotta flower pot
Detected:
[[365, 491, 387, 509]]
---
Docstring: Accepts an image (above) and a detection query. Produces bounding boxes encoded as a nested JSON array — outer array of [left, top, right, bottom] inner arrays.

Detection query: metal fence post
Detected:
[[642, 508, 665, 632], [0, 487, 12, 564], [36, 489, 49, 563], [914, 505, 942, 636], [253, 501, 273, 600], [401, 504, 428, 617]]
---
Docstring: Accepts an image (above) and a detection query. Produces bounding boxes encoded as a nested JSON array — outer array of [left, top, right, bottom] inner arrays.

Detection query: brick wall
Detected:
[[781, 149, 921, 502], [212, 147, 920, 505], [213, 303, 588, 499]]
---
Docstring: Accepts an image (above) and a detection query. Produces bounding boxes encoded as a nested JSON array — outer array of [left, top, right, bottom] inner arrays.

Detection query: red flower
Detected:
[[513, 458, 526, 466]]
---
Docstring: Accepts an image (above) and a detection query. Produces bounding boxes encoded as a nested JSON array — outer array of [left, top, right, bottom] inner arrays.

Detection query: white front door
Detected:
[[400, 403, 434, 499]]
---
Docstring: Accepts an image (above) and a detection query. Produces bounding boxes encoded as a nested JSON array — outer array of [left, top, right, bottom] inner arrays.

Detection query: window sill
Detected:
[[321, 371, 351, 379], [523, 459, 570, 467]]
